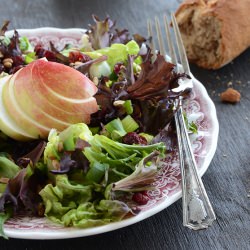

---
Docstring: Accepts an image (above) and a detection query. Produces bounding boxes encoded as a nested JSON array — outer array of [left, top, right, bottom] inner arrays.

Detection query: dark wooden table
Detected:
[[0, 0, 249, 249]]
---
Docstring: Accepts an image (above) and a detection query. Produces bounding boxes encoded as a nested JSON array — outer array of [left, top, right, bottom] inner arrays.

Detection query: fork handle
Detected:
[[175, 106, 216, 230]]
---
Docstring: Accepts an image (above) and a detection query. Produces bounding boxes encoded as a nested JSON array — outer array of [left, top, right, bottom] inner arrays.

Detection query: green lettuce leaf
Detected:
[[44, 123, 165, 178], [0, 207, 12, 239], [84, 40, 140, 69], [0, 155, 20, 179], [39, 175, 132, 228], [41, 124, 166, 228], [111, 151, 160, 192]]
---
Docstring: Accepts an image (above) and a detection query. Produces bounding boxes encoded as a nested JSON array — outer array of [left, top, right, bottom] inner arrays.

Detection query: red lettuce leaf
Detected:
[[86, 15, 130, 50], [127, 54, 180, 101], [16, 141, 46, 168], [50, 139, 90, 175], [90, 54, 190, 134], [0, 141, 47, 216], [126, 54, 190, 134], [0, 166, 47, 216]]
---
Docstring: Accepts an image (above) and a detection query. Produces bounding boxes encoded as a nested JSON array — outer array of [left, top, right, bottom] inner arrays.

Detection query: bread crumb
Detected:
[[227, 81, 233, 87], [220, 88, 241, 103]]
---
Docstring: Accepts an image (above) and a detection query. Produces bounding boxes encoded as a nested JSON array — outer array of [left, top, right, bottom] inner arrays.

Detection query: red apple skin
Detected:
[[14, 63, 92, 125], [31, 60, 99, 114], [10, 75, 73, 131], [35, 59, 97, 98]]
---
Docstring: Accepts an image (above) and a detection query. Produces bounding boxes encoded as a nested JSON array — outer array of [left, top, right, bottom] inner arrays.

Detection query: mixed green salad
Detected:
[[0, 16, 195, 238]]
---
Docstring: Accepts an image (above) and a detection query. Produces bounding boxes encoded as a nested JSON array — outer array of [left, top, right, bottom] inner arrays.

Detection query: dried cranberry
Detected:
[[12, 55, 24, 66], [34, 44, 55, 61], [44, 50, 56, 61], [113, 63, 123, 75], [69, 51, 91, 63], [132, 192, 150, 205], [34, 44, 45, 58], [122, 132, 147, 145]]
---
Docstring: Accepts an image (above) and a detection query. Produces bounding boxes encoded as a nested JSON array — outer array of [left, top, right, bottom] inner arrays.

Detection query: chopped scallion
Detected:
[[123, 100, 133, 115], [121, 115, 139, 133]]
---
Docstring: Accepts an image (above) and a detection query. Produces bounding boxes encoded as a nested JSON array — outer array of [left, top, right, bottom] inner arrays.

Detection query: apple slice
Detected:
[[9, 71, 74, 130], [32, 61, 98, 114], [0, 59, 99, 140], [0, 75, 36, 140], [2, 73, 51, 138], [13, 62, 91, 125], [35, 59, 97, 98]]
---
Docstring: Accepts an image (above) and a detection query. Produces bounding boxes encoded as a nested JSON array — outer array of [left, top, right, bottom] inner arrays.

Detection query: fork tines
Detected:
[[147, 13, 190, 75]]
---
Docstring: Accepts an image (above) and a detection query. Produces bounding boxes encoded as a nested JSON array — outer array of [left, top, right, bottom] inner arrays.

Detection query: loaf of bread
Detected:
[[175, 0, 250, 69]]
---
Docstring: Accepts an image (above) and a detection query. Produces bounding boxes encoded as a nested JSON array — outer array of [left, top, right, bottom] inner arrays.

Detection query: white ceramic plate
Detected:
[[3, 28, 219, 239]]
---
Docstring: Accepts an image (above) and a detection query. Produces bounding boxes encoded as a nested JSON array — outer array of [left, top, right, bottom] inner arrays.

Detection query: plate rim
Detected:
[[3, 27, 219, 239]]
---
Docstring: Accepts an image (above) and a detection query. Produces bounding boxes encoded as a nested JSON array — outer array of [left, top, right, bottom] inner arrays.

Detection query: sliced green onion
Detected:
[[0, 156, 20, 179], [86, 162, 108, 183], [139, 133, 154, 143], [104, 118, 127, 140], [123, 100, 133, 115], [105, 80, 113, 88], [121, 115, 139, 133], [19, 36, 34, 52], [24, 52, 36, 64]]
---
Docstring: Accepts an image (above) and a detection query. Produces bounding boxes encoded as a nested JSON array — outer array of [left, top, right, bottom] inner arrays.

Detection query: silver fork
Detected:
[[148, 13, 216, 230]]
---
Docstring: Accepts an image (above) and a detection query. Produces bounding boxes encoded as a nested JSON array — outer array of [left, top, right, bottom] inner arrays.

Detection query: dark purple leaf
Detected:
[[151, 120, 177, 152], [50, 153, 77, 174], [0, 186, 18, 213], [16, 141, 46, 167], [71, 149, 90, 174], [49, 41, 70, 64], [127, 54, 176, 100], [0, 166, 47, 216], [51, 140, 90, 175], [8, 30, 23, 57], [75, 138, 91, 150]]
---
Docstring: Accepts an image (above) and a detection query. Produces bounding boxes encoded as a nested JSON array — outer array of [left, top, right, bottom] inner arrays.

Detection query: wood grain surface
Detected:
[[0, 0, 249, 249]]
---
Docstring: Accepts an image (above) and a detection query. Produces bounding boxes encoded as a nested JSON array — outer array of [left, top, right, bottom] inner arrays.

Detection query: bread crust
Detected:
[[175, 0, 250, 69]]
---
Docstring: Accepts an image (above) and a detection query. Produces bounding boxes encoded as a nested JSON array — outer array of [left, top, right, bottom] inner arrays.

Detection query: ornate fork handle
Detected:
[[175, 100, 216, 230]]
